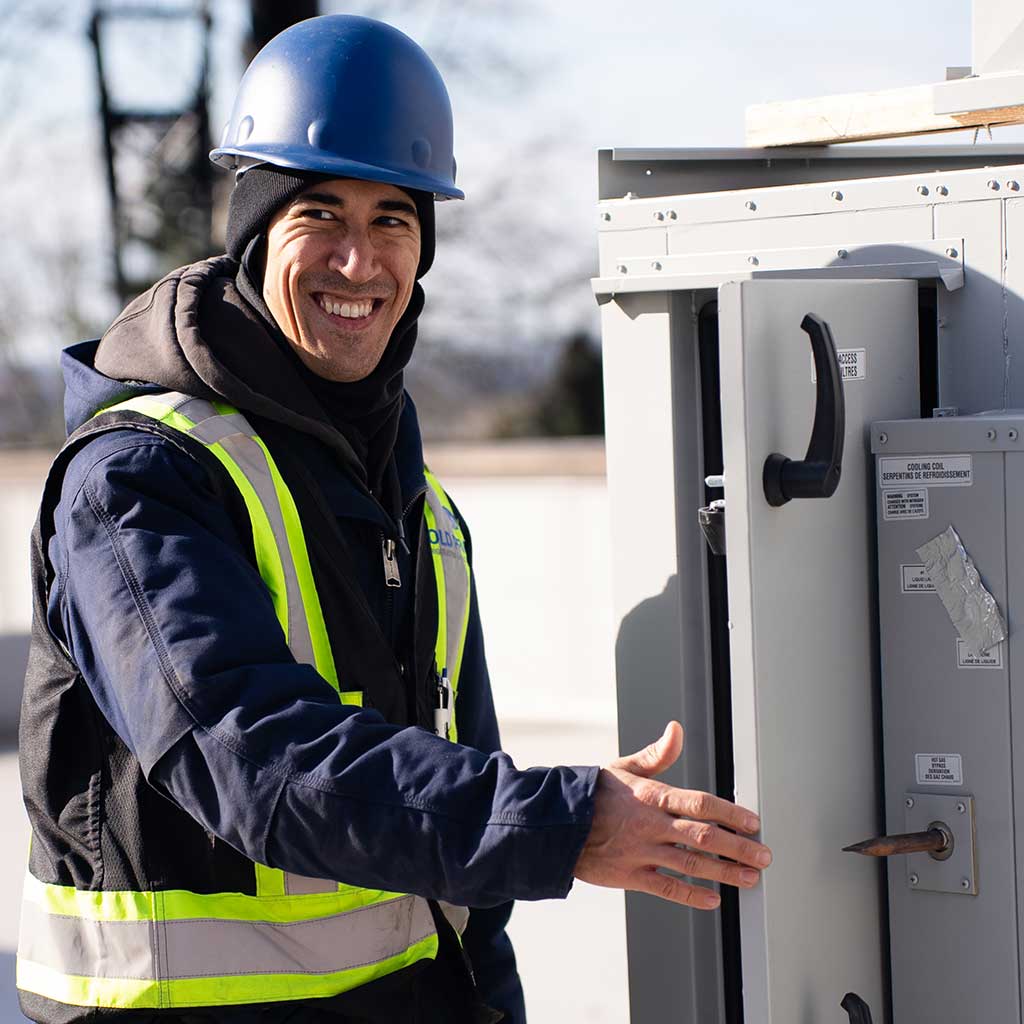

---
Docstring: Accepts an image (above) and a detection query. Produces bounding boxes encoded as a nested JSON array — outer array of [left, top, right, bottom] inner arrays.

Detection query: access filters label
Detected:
[[878, 455, 973, 489]]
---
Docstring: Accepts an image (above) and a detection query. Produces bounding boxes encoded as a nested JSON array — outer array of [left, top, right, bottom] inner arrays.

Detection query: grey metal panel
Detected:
[[1006, 453, 1024, 1009], [597, 226, 667, 277], [1002, 199, 1024, 407], [598, 147, 1024, 202], [872, 414, 1024, 453], [935, 199, 1006, 413], [874, 430, 1020, 1022], [667, 205, 933, 254], [600, 291, 724, 1024], [719, 279, 920, 1024]]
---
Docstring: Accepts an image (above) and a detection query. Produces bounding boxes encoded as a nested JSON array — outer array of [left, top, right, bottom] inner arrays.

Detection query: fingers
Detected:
[[629, 867, 721, 911], [613, 721, 684, 779], [669, 818, 772, 869], [650, 783, 761, 835], [661, 844, 763, 891]]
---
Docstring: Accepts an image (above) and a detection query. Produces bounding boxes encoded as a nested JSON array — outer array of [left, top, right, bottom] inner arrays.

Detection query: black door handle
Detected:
[[763, 313, 845, 508], [840, 992, 875, 1024]]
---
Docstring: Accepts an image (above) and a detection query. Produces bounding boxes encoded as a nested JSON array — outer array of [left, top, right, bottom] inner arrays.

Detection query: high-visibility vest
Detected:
[[17, 391, 473, 1013]]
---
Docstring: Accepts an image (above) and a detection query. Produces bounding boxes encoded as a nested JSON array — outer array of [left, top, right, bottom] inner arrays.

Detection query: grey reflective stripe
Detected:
[[19, 894, 434, 981], [424, 484, 471, 679], [284, 873, 337, 895], [437, 901, 470, 936]]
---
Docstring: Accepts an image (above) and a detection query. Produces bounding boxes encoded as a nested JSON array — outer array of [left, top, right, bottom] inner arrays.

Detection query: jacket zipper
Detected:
[[379, 487, 427, 589]]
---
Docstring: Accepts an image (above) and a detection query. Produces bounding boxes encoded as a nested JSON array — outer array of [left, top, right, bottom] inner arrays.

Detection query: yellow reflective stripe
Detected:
[[203, 442, 290, 645], [339, 691, 363, 706], [253, 862, 285, 898], [25, 873, 404, 925], [17, 934, 438, 1010], [96, 397, 198, 437], [255, 436, 339, 692], [421, 494, 448, 684]]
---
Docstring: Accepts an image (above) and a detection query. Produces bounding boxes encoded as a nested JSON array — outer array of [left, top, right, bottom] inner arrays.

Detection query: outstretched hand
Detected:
[[573, 722, 771, 910]]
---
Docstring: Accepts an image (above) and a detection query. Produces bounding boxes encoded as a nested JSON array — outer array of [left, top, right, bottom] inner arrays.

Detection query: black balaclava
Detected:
[[226, 165, 435, 503]]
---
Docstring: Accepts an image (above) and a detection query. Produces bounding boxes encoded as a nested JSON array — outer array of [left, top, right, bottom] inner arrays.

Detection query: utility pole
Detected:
[[89, 1, 213, 303]]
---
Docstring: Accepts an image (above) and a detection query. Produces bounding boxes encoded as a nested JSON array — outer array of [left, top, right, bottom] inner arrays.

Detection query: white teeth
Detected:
[[320, 296, 373, 319]]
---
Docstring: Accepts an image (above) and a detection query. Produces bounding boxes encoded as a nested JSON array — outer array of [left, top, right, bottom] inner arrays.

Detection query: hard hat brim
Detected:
[[209, 144, 465, 201]]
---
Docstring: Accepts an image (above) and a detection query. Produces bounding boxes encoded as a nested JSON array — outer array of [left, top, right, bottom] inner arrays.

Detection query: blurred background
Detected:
[[0, 0, 1017, 1020]]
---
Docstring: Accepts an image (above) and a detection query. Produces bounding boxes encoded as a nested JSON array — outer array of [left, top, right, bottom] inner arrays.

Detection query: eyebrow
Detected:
[[293, 192, 419, 219]]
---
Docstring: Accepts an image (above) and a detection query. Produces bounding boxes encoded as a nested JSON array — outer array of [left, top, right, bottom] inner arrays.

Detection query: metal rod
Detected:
[[843, 828, 949, 857]]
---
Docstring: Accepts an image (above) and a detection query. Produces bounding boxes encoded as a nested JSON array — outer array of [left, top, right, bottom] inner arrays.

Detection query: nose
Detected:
[[326, 227, 380, 284]]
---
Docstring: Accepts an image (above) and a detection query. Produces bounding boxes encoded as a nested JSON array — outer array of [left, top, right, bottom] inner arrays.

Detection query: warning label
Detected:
[[915, 753, 963, 786], [956, 638, 1003, 669], [883, 489, 929, 521], [901, 564, 935, 593], [812, 348, 866, 383], [878, 455, 973, 489]]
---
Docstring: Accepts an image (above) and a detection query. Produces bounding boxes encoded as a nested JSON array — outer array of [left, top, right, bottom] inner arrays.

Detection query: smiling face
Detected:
[[262, 178, 421, 382]]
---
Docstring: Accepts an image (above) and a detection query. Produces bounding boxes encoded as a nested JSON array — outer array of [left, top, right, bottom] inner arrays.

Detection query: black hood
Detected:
[[85, 256, 421, 490]]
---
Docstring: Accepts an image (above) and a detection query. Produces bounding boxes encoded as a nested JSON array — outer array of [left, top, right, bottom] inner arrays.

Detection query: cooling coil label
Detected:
[[879, 455, 972, 489]]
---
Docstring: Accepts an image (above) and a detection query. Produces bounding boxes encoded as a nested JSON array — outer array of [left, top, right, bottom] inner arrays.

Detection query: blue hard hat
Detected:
[[211, 15, 463, 200]]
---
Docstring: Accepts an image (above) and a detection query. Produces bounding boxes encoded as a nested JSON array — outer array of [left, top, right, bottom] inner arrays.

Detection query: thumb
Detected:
[[613, 721, 684, 778]]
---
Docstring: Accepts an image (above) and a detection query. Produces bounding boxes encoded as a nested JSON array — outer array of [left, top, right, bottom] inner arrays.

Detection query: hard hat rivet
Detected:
[[909, 873, 919, 885]]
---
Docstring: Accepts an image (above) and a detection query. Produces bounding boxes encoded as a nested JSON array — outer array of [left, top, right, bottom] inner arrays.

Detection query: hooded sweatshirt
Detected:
[[23, 257, 599, 1024]]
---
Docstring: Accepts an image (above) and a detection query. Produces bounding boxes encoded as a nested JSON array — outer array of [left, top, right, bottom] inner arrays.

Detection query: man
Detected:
[[17, 15, 770, 1024]]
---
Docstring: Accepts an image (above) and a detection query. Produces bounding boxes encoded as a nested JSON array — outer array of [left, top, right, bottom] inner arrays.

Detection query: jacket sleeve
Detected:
[[51, 431, 598, 912], [451, 575, 526, 1024]]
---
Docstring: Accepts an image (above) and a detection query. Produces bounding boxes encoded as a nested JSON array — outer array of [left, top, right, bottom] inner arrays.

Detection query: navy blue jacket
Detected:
[[38, 268, 599, 1021]]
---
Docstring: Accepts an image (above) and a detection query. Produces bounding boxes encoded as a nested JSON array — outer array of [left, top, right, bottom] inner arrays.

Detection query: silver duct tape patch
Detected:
[[916, 525, 1007, 656]]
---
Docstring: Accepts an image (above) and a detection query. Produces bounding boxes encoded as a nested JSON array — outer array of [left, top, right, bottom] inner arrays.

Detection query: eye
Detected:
[[376, 215, 409, 228], [300, 208, 336, 221]]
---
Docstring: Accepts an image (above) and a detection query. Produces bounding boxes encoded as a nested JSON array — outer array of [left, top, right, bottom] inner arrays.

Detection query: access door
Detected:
[[717, 279, 921, 1023]]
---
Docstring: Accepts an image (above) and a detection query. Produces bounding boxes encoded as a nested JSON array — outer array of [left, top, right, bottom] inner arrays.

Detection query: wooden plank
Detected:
[[746, 80, 1024, 147]]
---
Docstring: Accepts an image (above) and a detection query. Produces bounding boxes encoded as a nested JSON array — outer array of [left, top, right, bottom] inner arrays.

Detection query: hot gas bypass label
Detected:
[[878, 455, 972, 488]]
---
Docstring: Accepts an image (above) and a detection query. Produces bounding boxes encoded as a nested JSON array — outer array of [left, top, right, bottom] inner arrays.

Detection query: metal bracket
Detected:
[[904, 792, 977, 895]]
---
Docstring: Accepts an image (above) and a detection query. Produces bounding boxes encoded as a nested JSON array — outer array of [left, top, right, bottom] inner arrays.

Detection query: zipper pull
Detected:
[[433, 669, 452, 740], [382, 536, 402, 588]]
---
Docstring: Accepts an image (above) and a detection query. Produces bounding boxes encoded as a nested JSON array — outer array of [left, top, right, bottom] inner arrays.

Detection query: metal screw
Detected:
[[988, 179, 1001, 190], [654, 211, 665, 221], [1008, 180, 1020, 191], [987, 428, 997, 440], [879, 432, 889, 445], [616, 264, 628, 274], [651, 261, 662, 271], [1009, 429, 1019, 441], [946, 247, 959, 258], [960, 878, 971, 890], [956, 801, 967, 813], [667, 210, 677, 220], [745, 200, 757, 211], [831, 190, 843, 201], [905, 796, 914, 808], [600, 212, 611, 221], [917, 185, 929, 195], [909, 873, 919, 885], [644, 169, 653, 176], [747, 255, 759, 265], [837, 249, 848, 259], [936, 185, 949, 196], [624, 191, 638, 200]]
